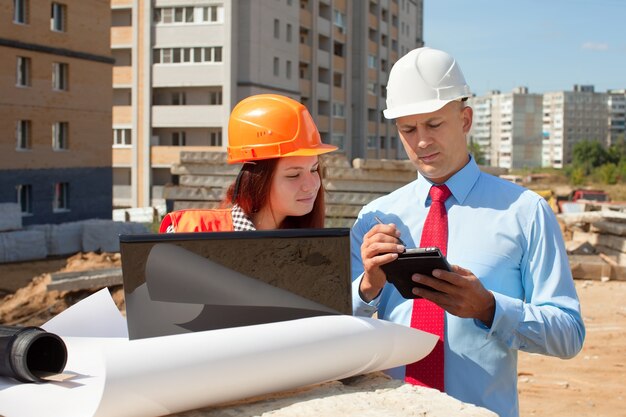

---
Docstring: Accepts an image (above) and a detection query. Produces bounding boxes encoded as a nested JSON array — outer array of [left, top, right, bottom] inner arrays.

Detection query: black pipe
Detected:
[[0, 325, 67, 383]]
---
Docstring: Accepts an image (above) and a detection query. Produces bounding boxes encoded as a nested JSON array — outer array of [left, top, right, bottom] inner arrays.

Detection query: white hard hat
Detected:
[[383, 47, 471, 119]]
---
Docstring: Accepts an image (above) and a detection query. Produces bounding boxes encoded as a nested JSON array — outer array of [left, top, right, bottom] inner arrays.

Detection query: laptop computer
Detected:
[[119, 228, 352, 340]]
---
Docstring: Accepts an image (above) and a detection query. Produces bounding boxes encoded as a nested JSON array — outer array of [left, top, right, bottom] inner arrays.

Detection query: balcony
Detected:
[[111, 0, 132, 9], [112, 147, 132, 166], [317, 49, 330, 68], [111, 26, 132, 48], [317, 17, 331, 36], [332, 55, 346, 71], [113, 185, 132, 208], [300, 44, 312, 62], [300, 8, 312, 28], [113, 106, 132, 125], [151, 146, 222, 166], [151, 105, 225, 128], [332, 86, 345, 101], [300, 79, 312, 97], [113, 66, 132, 87], [316, 115, 330, 132], [317, 82, 330, 101], [368, 13, 379, 29], [152, 65, 224, 87]]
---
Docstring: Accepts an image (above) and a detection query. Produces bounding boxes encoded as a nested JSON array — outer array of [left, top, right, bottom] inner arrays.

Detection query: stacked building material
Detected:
[[559, 211, 626, 280], [162, 151, 418, 227]]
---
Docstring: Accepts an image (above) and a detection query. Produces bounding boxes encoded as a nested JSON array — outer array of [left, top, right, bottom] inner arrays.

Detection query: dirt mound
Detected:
[[0, 252, 124, 326]]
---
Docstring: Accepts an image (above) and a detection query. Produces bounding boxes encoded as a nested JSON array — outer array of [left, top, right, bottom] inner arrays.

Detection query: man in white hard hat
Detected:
[[350, 47, 585, 417]]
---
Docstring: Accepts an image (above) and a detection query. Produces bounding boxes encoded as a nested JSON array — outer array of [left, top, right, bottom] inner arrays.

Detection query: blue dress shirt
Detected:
[[351, 157, 585, 417]]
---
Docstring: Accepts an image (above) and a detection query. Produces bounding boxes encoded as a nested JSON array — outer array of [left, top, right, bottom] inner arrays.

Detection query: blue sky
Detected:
[[423, 0, 626, 96]]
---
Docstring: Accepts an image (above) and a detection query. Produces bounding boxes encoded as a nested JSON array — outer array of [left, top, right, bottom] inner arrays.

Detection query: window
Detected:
[[333, 10, 346, 32], [16, 56, 30, 87], [332, 103, 345, 118], [273, 57, 279, 76], [333, 72, 343, 87], [113, 128, 131, 146], [213, 46, 222, 62], [209, 129, 222, 146], [16, 120, 31, 150], [286, 23, 292, 42], [331, 134, 345, 150], [286, 60, 292, 79], [274, 19, 280, 39], [172, 92, 186, 105], [13, 0, 28, 24], [172, 131, 186, 146], [203, 5, 222, 22], [367, 82, 376, 95], [52, 122, 69, 150], [209, 89, 222, 105], [155, 6, 222, 24], [16, 184, 33, 215], [52, 62, 69, 90], [203, 46, 222, 62], [174, 7, 193, 23], [333, 41, 344, 57], [53, 182, 69, 211], [367, 135, 377, 149], [153, 47, 222, 64], [367, 55, 376, 69], [51, 2, 66, 32], [299, 62, 310, 79]]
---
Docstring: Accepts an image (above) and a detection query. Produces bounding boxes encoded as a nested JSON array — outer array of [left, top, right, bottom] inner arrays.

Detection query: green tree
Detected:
[[568, 166, 586, 185], [467, 141, 486, 165], [571, 140, 609, 174], [607, 136, 626, 164], [594, 163, 619, 185]]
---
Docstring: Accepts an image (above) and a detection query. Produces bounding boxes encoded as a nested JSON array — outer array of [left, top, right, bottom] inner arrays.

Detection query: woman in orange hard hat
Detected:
[[159, 94, 337, 233]]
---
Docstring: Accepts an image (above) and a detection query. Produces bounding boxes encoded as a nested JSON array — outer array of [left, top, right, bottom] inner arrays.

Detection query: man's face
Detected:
[[395, 101, 473, 184]]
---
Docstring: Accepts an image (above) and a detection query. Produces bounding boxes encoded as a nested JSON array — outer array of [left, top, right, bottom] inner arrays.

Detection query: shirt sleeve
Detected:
[[350, 214, 382, 317], [483, 198, 586, 359]]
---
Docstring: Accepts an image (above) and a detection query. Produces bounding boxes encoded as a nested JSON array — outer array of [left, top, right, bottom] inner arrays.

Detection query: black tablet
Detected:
[[380, 247, 451, 299]]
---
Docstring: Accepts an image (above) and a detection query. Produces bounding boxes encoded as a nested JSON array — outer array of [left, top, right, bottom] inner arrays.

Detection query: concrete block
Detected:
[[0, 203, 22, 232], [0, 230, 48, 263]]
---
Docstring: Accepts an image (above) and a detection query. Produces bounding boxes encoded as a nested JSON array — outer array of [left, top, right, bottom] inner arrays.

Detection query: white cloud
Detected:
[[581, 42, 609, 51]]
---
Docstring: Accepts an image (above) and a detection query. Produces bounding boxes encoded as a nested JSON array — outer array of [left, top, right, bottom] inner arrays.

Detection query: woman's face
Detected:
[[262, 155, 321, 228]]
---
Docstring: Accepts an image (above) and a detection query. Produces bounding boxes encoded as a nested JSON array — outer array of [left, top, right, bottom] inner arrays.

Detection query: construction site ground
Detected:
[[0, 253, 624, 417]]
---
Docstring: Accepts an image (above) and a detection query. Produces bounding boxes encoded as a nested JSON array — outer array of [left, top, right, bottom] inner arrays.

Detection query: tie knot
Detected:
[[429, 185, 451, 203]]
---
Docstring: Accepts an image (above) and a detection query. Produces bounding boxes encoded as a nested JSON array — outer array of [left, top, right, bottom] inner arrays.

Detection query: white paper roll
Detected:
[[0, 290, 437, 417]]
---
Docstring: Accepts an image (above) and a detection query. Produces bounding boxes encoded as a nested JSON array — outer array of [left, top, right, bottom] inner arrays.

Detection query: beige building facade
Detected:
[[542, 85, 608, 169], [469, 88, 543, 170], [1, 0, 113, 224], [111, 0, 423, 209]]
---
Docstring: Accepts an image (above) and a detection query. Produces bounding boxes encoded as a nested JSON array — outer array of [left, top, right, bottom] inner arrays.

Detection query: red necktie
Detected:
[[405, 184, 451, 391]]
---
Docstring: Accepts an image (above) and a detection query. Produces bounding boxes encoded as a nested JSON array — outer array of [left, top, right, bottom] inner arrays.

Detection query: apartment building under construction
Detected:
[[111, 0, 423, 209], [1, 0, 113, 225]]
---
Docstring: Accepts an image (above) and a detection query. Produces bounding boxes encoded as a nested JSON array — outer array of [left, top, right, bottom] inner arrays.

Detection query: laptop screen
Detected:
[[119, 228, 352, 340]]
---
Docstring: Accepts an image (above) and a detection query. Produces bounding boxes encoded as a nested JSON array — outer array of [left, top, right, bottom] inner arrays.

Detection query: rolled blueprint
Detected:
[[0, 325, 67, 383], [0, 290, 438, 417]]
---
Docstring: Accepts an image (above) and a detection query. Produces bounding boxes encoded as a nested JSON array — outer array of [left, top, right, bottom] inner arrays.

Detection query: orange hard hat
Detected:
[[227, 94, 337, 163]]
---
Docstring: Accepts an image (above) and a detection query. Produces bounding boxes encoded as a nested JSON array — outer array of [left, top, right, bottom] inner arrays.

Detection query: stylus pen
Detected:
[[374, 216, 407, 247]]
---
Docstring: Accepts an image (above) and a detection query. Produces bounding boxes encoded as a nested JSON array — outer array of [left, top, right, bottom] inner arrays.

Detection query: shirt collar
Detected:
[[416, 154, 481, 206]]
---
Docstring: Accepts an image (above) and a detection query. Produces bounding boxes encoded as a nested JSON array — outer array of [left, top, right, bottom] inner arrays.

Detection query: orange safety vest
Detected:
[[159, 209, 234, 233]]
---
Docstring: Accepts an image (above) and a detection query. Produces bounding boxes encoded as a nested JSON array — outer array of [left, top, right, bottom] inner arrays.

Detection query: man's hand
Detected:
[[411, 265, 496, 327], [359, 223, 405, 302]]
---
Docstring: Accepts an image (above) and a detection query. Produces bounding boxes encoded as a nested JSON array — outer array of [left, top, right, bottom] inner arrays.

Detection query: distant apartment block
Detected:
[[607, 89, 626, 146], [542, 85, 608, 169], [1, 0, 113, 225], [111, 0, 423, 209], [469, 87, 542, 170]]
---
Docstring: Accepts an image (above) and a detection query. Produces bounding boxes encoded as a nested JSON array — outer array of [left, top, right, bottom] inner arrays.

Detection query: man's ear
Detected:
[[461, 106, 473, 133]]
